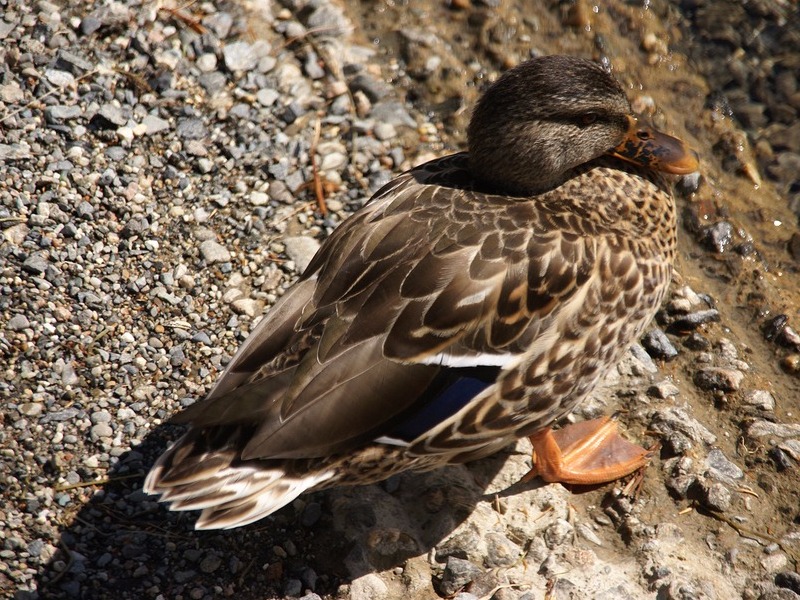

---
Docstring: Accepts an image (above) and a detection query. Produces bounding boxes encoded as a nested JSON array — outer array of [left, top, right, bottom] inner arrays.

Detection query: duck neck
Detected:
[[466, 122, 580, 196]]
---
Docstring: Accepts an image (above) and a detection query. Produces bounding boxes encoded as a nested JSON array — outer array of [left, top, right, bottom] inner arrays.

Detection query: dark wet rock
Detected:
[[301, 501, 322, 527], [440, 556, 482, 596], [642, 328, 679, 361], [756, 586, 800, 600], [665, 309, 721, 334], [683, 332, 711, 351], [776, 572, 800, 595], [763, 315, 790, 343], [283, 579, 302, 596], [693, 367, 744, 392], [788, 233, 800, 263], [676, 171, 702, 196], [702, 221, 734, 253]]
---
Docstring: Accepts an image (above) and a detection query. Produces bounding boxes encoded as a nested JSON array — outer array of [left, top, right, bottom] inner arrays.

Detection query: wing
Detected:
[[173, 154, 597, 460]]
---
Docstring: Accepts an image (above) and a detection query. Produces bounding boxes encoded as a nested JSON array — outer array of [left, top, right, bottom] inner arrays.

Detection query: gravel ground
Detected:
[[1, 0, 799, 599]]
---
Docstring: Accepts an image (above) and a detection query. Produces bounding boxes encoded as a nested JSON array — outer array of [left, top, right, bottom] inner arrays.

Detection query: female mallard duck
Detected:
[[145, 55, 698, 529]]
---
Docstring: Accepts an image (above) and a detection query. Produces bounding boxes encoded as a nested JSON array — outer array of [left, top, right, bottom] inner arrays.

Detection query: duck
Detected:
[[144, 54, 698, 530]]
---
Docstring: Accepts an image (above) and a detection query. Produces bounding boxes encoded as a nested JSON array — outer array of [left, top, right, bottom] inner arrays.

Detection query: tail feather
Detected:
[[144, 432, 334, 529]]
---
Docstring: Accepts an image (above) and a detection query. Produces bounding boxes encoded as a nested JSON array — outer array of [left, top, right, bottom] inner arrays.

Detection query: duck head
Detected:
[[467, 55, 698, 195]]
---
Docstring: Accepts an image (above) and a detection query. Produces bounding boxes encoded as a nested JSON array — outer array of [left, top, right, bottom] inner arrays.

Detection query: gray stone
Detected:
[[706, 448, 744, 481], [642, 328, 679, 360], [667, 309, 721, 332], [18, 403, 44, 417], [231, 298, 259, 317], [94, 104, 127, 127], [90, 410, 111, 424], [44, 69, 75, 87], [54, 49, 94, 74], [257, 88, 279, 107], [222, 40, 271, 72], [747, 421, 800, 439], [90, 423, 113, 440], [484, 532, 521, 567], [777, 439, 800, 462], [22, 254, 49, 275], [544, 518, 574, 549], [199, 239, 231, 264], [7, 314, 30, 331], [142, 115, 170, 135], [650, 407, 717, 446], [177, 118, 207, 140], [45, 105, 82, 122], [306, 3, 352, 36], [370, 101, 417, 128], [743, 390, 776, 411], [170, 345, 186, 367], [283, 579, 302, 596], [0, 143, 32, 160], [80, 15, 103, 35], [373, 122, 396, 141], [196, 53, 217, 72], [440, 556, 482, 596], [203, 11, 233, 38], [199, 553, 221, 573], [702, 221, 734, 253], [283, 236, 321, 273]]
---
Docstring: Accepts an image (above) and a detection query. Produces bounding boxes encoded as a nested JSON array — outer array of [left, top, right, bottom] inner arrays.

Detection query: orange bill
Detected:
[[608, 115, 699, 174]]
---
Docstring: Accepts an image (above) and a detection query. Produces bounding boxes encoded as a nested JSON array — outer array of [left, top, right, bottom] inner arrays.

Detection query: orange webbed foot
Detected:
[[521, 416, 651, 486]]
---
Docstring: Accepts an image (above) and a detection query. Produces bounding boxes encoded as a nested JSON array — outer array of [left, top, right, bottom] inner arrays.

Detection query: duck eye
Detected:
[[580, 113, 598, 126]]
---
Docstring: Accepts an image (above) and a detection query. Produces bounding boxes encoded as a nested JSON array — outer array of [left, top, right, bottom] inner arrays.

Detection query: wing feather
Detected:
[[170, 156, 599, 462]]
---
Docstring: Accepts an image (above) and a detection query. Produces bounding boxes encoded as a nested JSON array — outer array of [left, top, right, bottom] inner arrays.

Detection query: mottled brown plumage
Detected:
[[145, 55, 698, 529]]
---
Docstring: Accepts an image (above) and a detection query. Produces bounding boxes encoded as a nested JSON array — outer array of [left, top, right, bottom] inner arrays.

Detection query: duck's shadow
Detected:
[[35, 423, 544, 599]]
